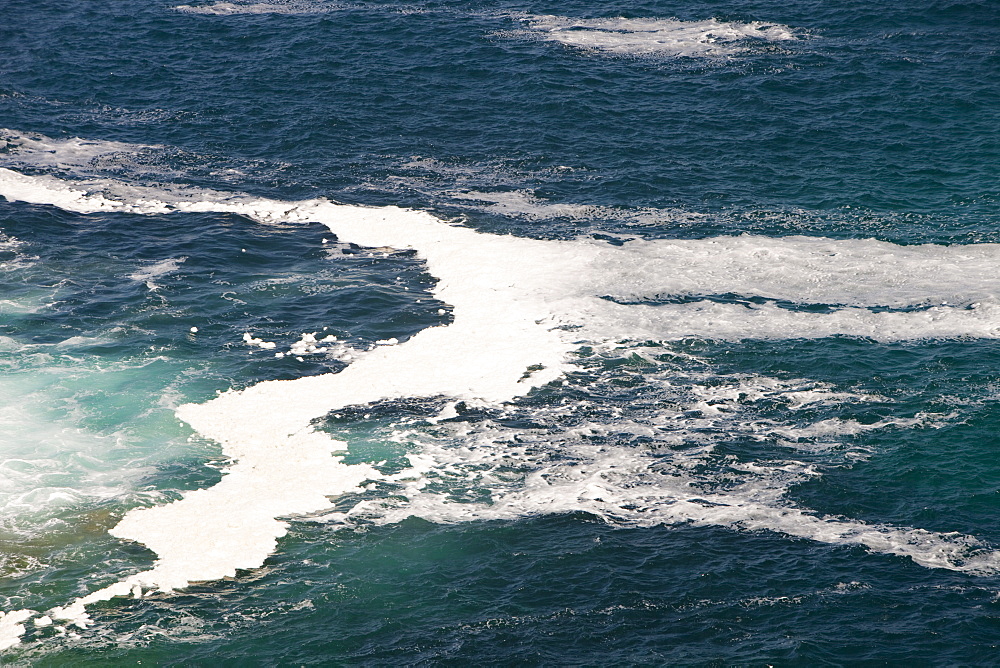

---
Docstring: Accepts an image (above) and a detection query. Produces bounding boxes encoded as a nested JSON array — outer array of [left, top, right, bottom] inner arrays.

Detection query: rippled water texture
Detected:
[[2, 0, 1000, 663]]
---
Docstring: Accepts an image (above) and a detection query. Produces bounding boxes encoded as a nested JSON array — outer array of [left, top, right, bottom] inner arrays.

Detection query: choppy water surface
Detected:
[[2, 0, 1000, 663]]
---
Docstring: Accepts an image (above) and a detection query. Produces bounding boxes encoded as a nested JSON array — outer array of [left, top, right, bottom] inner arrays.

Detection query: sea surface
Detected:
[[1, 0, 1000, 664]]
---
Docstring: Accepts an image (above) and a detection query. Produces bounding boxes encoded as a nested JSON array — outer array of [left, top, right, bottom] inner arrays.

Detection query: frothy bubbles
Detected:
[[507, 15, 797, 59], [4, 151, 1000, 646], [0, 129, 162, 173], [173, 0, 342, 16]]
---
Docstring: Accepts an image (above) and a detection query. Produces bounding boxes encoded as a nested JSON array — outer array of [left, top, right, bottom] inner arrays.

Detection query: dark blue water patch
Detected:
[[696, 337, 1000, 398], [695, 338, 1000, 541], [2, 0, 999, 662], [20, 517, 1000, 665], [1, 0, 997, 220], [0, 200, 450, 394], [790, 407, 1000, 543]]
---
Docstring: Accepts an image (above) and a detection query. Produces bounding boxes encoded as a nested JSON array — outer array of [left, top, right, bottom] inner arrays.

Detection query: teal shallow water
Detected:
[[2, 0, 1000, 663]]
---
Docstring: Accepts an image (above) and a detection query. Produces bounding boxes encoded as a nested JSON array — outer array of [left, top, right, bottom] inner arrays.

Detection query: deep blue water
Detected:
[[2, 0, 1000, 664]]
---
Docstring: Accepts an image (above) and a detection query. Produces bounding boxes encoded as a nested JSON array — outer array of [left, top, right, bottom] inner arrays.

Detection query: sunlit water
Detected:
[[2, 0, 1000, 663]]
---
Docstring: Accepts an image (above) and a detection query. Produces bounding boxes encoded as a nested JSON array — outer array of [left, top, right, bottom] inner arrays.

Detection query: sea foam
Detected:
[[4, 159, 1000, 645], [0, 129, 161, 173], [173, 1, 341, 15], [508, 15, 797, 58]]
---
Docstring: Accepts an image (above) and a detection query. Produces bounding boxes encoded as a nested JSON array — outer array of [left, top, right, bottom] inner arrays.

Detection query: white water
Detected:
[[509, 15, 797, 58], [0, 611, 33, 651], [444, 188, 704, 228], [0, 350, 174, 534], [5, 154, 1000, 647], [0, 130, 161, 172], [173, 1, 342, 15]]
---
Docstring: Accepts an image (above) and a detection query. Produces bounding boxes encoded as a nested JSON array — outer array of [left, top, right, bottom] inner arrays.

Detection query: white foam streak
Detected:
[[449, 189, 605, 220], [769, 416, 922, 441], [0, 129, 160, 172], [587, 234, 1000, 308], [514, 15, 796, 58], [351, 441, 999, 575], [174, 1, 339, 15], [587, 299, 1000, 342], [128, 258, 186, 282], [10, 165, 997, 345], [445, 189, 704, 228], [5, 165, 1000, 643]]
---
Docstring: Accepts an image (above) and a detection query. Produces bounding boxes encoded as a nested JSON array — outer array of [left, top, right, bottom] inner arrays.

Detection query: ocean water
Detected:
[[1, 0, 1000, 663]]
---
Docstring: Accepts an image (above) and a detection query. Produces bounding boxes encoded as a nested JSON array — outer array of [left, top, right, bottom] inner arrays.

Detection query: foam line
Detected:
[[0, 610, 34, 651], [174, 1, 341, 15], [0, 129, 160, 172], [4, 165, 1000, 644], [343, 395, 987, 574], [369, 477, 1000, 574]]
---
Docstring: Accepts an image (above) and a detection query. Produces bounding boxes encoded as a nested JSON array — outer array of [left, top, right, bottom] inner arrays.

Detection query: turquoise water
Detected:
[[2, 0, 1000, 663]]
